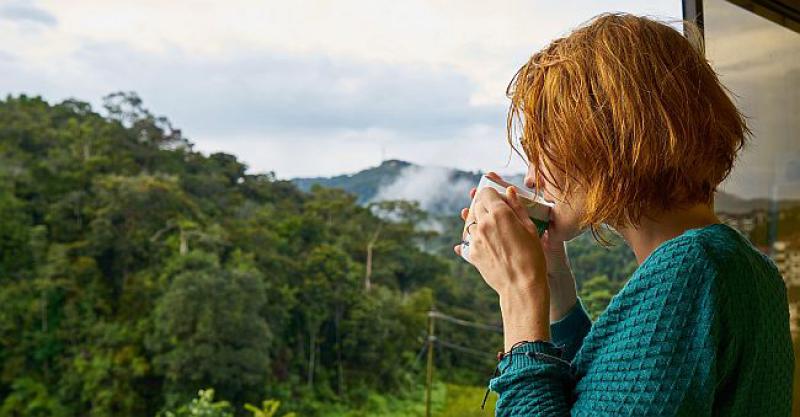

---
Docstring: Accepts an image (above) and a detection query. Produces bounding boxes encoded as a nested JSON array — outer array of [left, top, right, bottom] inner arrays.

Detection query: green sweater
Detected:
[[489, 223, 795, 416]]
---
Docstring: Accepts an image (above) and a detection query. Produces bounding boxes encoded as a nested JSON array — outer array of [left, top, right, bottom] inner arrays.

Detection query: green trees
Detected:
[[161, 389, 295, 417], [566, 231, 636, 320], [578, 275, 626, 320], [0, 190, 31, 277], [0, 94, 454, 416], [0, 93, 632, 416], [163, 389, 234, 417], [298, 244, 358, 392], [151, 252, 271, 407]]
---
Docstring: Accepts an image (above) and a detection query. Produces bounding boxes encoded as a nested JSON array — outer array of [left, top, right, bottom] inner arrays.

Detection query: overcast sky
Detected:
[[0, 0, 684, 179], [703, 0, 800, 200]]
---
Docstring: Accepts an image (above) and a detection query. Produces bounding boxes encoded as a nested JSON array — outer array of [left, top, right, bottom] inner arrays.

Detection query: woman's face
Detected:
[[524, 162, 586, 242]]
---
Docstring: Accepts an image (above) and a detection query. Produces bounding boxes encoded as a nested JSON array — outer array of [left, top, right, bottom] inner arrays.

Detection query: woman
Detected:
[[454, 13, 794, 416]]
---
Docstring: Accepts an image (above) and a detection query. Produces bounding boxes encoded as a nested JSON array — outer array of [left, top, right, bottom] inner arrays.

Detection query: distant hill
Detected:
[[292, 159, 798, 215], [292, 159, 525, 215], [292, 159, 417, 204], [715, 190, 800, 214]]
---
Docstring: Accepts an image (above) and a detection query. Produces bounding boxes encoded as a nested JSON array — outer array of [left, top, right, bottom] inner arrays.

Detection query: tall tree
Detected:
[[150, 251, 271, 408]]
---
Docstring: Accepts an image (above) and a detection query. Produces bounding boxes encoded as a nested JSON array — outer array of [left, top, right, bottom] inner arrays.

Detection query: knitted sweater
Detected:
[[489, 223, 795, 416]]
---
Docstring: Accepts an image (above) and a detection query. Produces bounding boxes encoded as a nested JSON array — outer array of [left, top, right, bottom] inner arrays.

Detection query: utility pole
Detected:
[[425, 309, 436, 417]]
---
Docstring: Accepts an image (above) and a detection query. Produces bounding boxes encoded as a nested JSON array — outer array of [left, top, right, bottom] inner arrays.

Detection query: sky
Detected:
[[1, 0, 797, 201], [0, 0, 682, 179], [703, 0, 800, 200]]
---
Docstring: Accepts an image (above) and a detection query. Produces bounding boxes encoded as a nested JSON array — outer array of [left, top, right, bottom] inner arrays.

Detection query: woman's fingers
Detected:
[[472, 187, 498, 221], [486, 171, 514, 187], [461, 206, 477, 240], [469, 186, 476, 199], [506, 186, 533, 223], [506, 186, 539, 237], [453, 244, 462, 256], [505, 187, 525, 216], [506, 187, 539, 236]]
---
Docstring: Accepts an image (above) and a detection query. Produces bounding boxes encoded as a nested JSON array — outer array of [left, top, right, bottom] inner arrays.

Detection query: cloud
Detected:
[[0, 39, 515, 177], [196, 122, 527, 179], [68, 41, 505, 137], [367, 164, 526, 233], [371, 165, 475, 214], [0, 0, 686, 179], [369, 164, 476, 233], [0, 1, 57, 27], [0, 37, 522, 178]]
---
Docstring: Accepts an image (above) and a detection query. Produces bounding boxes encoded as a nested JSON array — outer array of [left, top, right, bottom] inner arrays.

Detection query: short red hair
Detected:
[[507, 13, 749, 240]]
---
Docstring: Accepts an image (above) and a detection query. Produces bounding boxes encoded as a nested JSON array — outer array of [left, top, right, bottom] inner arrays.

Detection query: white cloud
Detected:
[[198, 122, 527, 178], [0, 1, 57, 27], [371, 165, 475, 213], [1, 0, 682, 178]]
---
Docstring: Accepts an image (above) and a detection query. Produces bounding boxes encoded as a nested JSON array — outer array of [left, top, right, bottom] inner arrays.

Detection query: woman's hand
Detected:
[[453, 181, 551, 349], [463, 186, 547, 293], [490, 171, 577, 322], [456, 172, 578, 324]]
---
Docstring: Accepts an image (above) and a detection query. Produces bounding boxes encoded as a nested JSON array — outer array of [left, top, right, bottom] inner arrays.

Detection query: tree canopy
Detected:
[[0, 93, 635, 416]]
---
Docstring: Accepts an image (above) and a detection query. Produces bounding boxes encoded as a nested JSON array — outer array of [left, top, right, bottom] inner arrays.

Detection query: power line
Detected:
[[435, 338, 495, 358], [424, 307, 503, 416], [428, 310, 503, 333], [431, 299, 495, 319], [413, 343, 428, 367]]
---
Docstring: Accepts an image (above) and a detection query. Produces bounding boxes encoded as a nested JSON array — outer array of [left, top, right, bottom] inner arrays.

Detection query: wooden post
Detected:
[[425, 309, 435, 417]]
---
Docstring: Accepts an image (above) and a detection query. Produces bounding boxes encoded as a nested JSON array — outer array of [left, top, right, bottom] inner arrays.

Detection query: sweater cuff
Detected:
[[550, 296, 592, 347], [497, 340, 570, 375]]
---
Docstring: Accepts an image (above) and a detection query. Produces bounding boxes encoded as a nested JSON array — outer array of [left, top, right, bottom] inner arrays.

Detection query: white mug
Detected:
[[460, 175, 554, 263]]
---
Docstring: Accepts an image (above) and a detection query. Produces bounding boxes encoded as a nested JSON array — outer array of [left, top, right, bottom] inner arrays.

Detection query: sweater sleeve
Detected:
[[489, 340, 575, 416], [489, 241, 719, 416], [549, 296, 592, 363]]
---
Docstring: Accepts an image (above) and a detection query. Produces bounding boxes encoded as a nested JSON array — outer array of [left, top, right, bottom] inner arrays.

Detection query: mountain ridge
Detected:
[[291, 159, 798, 215]]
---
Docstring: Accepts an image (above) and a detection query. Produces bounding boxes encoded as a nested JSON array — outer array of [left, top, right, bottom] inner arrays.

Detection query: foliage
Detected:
[[0, 378, 69, 417], [578, 275, 626, 320], [0, 93, 631, 416], [567, 231, 637, 286], [162, 389, 233, 417], [244, 400, 296, 417], [150, 251, 271, 407], [299, 382, 495, 417], [437, 384, 497, 417]]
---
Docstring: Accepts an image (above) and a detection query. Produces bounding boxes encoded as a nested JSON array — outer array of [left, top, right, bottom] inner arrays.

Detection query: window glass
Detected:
[[704, 0, 800, 410]]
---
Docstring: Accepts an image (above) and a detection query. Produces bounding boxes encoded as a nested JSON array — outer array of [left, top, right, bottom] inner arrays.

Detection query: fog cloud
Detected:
[[0, 1, 57, 27]]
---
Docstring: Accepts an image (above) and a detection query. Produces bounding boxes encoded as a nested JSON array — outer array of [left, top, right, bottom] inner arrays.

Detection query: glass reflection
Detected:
[[704, 0, 800, 411]]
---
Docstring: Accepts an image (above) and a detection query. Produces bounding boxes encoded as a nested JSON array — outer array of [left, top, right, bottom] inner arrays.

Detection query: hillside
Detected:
[[292, 159, 416, 204], [0, 94, 506, 417], [4, 93, 789, 417], [292, 159, 791, 216], [292, 160, 520, 214]]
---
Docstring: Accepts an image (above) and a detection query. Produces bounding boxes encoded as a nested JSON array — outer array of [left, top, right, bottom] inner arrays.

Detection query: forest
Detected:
[[0, 93, 637, 416]]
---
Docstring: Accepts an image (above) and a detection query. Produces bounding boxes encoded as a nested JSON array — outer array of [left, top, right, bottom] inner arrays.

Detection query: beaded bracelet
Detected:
[[480, 340, 568, 410]]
